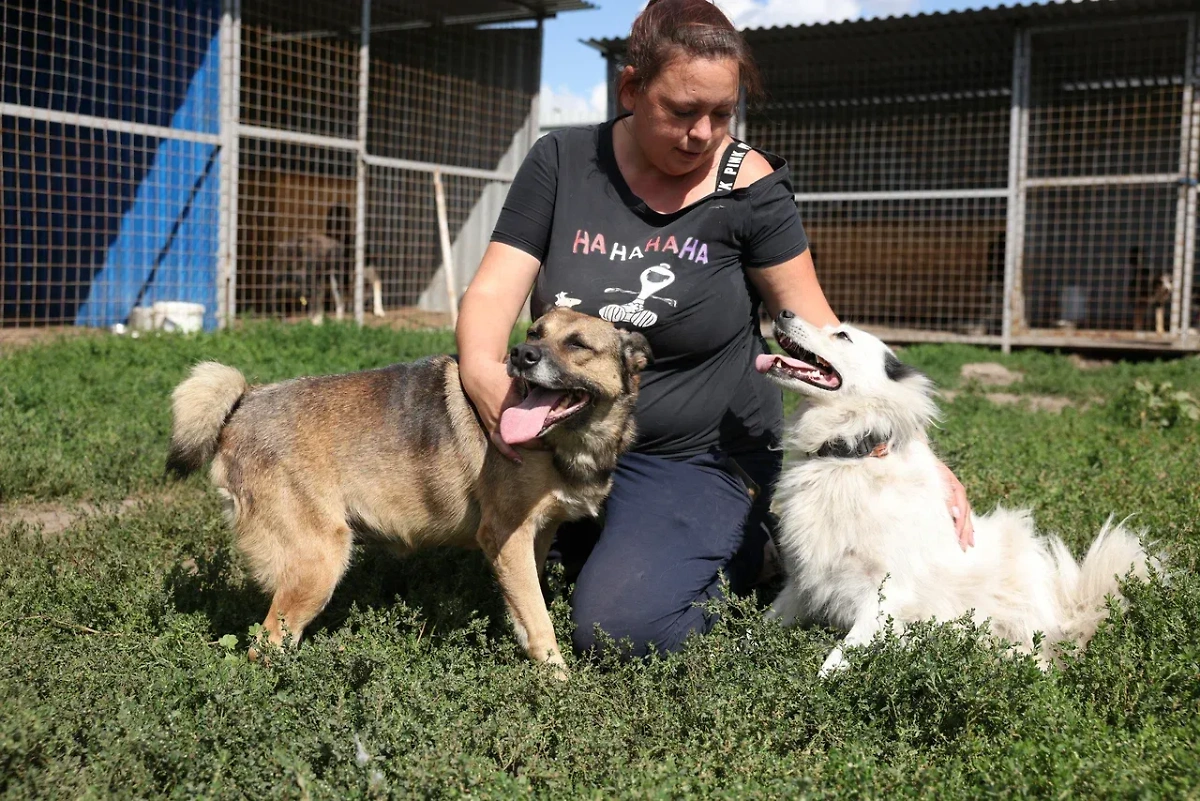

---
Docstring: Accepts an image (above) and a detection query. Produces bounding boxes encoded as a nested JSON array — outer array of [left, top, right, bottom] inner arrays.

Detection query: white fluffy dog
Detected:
[[758, 310, 1153, 676]]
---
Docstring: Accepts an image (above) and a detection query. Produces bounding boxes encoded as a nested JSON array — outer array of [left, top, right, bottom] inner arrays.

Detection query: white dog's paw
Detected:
[[818, 646, 849, 678]]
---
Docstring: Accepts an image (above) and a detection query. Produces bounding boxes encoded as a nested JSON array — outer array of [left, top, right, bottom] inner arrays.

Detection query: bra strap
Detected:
[[715, 138, 753, 193]]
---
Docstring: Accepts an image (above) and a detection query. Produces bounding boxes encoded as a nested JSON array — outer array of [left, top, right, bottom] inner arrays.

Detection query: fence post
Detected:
[[355, 0, 371, 327], [1001, 28, 1030, 354], [1175, 15, 1198, 343], [217, 0, 241, 330], [433, 169, 459, 328]]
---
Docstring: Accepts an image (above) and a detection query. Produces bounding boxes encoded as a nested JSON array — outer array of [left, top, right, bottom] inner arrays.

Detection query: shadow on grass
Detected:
[[164, 542, 514, 646]]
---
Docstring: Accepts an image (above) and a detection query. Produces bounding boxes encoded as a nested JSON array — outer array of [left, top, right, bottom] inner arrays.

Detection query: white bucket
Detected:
[[152, 301, 205, 333]]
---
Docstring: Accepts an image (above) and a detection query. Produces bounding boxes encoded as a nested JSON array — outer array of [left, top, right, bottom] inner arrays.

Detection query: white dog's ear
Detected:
[[884, 352, 923, 383]]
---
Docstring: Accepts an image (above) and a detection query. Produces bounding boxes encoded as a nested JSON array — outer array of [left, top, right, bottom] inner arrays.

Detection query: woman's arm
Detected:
[[456, 241, 543, 462], [747, 247, 838, 327]]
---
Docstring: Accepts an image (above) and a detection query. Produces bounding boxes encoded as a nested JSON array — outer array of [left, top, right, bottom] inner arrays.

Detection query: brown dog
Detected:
[[167, 309, 651, 674], [1128, 246, 1173, 334]]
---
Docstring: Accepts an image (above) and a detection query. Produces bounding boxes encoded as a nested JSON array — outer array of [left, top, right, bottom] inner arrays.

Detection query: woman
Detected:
[[456, 0, 973, 658]]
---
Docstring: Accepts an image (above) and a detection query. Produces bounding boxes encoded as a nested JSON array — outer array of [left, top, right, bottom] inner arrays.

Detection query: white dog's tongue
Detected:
[[500, 387, 565, 446], [755, 354, 812, 374]]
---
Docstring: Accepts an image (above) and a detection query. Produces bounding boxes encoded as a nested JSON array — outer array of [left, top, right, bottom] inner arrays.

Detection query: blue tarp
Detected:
[[2, 0, 221, 330]]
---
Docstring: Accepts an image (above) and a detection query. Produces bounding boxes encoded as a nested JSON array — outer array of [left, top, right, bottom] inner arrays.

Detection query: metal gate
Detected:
[[1010, 14, 1198, 348]]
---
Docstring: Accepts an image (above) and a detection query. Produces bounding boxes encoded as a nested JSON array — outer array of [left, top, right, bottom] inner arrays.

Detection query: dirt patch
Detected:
[[0, 326, 106, 353], [2, 308, 453, 357], [0, 498, 143, 537], [0, 486, 195, 537], [960, 362, 1024, 386], [941, 389, 1079, 413], [1068, 353, 1115, 371]]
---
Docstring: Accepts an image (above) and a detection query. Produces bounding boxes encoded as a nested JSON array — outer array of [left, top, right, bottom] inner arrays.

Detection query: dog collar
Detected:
[[814, 432, 890, 459]]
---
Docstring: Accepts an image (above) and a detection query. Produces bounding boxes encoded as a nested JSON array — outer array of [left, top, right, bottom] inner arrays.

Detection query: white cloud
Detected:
[[716, 0, 920, 29], [539, 81, 608, 127]]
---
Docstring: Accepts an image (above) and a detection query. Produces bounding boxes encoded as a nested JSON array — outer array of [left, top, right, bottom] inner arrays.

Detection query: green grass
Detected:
[[2, 323, 1199, 798]]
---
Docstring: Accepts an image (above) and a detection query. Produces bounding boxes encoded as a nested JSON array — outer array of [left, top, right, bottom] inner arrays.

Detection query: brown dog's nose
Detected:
[[510, 343, 542, 368]]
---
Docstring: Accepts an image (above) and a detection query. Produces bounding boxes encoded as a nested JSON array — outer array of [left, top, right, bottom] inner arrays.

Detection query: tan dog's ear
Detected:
[[621, 331, 653, 374]]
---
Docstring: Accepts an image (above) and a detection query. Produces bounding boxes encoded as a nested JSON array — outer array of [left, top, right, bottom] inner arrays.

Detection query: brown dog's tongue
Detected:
[[500, 387, 565, 446]]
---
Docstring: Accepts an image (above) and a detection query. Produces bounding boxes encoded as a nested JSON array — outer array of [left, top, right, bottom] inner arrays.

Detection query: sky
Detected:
[[537, 0, 1050, 125]]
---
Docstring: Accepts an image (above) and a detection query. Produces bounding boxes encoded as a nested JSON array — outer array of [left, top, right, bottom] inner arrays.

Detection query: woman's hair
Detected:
[[622, 0, 762, 102]]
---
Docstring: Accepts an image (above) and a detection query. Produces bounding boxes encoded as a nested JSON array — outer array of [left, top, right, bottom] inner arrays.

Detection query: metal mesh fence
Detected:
[[747, 22, 1014, 340], [802, 198, 1007, 337], [8, 3, 1200, 351], [3, 0, 221, 330], [1020, 19, 1191, 339], [230, 0, 535, 325], [236, 137, 357, 319], [744, 12, 1200, 350], [3, 0, 538, 331]]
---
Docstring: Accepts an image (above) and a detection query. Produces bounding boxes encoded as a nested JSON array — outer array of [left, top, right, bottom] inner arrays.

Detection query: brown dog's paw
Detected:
[[545, 655, 570, 682], [246, 644, 271, 666]]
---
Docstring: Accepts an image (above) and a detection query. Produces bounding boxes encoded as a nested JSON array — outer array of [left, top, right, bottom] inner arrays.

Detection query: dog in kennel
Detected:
[[273, 204, 385, 323]]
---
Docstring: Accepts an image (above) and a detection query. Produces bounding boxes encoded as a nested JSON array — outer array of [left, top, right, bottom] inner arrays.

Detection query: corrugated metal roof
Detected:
[[584, 0, 1198, 54], [371, 0, 596, 26], [246, 0, 595, 36]]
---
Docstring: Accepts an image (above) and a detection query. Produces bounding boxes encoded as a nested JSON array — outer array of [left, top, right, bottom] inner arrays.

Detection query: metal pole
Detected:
[[1001, 28, 1029, 353], [433, 169, 459, 327], [794, 188, 1008, 202], [1171, 15, 1196, 339], [216, 1, 230, 328], [217, 0, 241, 329], [528, 17, 543, 151], [354, 0, 371, 327], [228, 0, 241, 326], [0, 103, 219, 144], [1180, 17, 1200, 343]]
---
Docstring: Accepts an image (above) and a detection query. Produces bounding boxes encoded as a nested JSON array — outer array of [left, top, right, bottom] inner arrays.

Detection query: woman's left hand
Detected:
[[937, 460, 975, 551]]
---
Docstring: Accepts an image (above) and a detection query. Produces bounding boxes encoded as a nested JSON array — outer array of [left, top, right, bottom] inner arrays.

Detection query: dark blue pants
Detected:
[[549, 448, 782, 659]]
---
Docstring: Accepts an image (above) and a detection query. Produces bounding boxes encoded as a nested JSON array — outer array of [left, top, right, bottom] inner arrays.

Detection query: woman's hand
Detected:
[[937, 460, 975, 550], [455, 241, 544, 464], [460, 358, 526, 464]]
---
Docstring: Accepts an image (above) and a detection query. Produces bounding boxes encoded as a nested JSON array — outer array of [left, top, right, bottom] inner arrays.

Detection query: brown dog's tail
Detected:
[[166, 362, 248, 477]]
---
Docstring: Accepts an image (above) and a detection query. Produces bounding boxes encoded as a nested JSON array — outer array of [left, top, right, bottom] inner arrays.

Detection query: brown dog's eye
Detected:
[[565, 335, 591, 352]]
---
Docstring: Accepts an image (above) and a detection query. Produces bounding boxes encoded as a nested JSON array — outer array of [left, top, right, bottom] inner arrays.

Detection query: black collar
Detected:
[[814, 431, 891, 459]]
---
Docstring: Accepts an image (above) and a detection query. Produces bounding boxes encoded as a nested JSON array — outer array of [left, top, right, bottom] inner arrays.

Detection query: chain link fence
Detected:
[[3, 0, 555, 332], [594, 3, 1200, 352]]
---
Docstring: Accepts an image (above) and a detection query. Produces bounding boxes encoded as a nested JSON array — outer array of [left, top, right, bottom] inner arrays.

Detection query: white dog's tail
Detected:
[[166, 362, 248, 477], [1055, 516, 1152, 648]]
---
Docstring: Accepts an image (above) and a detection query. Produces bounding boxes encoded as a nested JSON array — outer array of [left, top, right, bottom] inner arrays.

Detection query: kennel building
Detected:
[[591, 0, 1200, 352], [2, 0, 589, 332]]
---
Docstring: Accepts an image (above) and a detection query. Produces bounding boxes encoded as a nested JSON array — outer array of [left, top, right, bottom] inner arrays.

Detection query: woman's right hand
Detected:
[[455, 241, 544, 464], [461, 358, 525, 464]]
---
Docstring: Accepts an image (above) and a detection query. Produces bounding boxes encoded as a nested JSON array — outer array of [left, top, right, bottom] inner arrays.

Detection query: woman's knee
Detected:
[[570, 594, 705, 659], [570, 604, 653, 658]]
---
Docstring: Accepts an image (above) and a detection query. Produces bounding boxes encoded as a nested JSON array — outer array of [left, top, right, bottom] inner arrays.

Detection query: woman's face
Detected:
[[621, 56, 740, 177]]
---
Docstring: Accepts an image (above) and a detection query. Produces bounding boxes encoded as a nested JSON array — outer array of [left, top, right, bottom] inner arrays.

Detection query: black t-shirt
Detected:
[[491, 117, 809, 459]]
